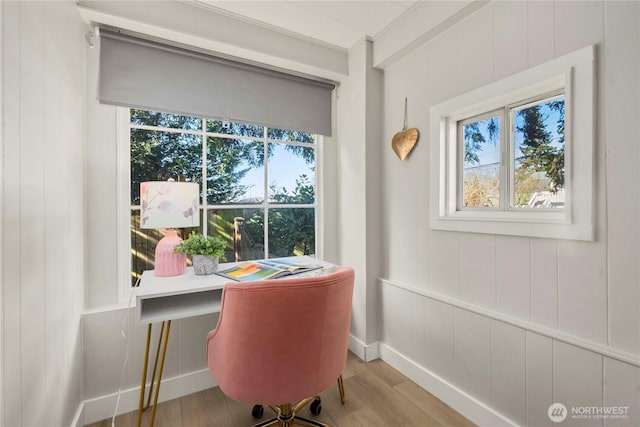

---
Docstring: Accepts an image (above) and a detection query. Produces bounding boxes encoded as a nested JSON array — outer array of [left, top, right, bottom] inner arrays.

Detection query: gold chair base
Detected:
[[252, 374, 345, 427], [337, 375, 345, 404], [253, 400, 329, 427]]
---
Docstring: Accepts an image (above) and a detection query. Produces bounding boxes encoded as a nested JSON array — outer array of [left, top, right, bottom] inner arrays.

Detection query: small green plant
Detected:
[[174, 232, 227, 260]]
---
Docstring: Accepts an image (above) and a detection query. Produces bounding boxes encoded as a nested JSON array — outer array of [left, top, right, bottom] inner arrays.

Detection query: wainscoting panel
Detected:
[[604, 358, 640, 427], [424, 298, 455, 383], [553, 341, 603, 427], [525, 332, 553, 427], [490, 321, 526, 426], [453, 309, 492, 407], [378, 279, 640, 427], [379, 281, 413, 353]]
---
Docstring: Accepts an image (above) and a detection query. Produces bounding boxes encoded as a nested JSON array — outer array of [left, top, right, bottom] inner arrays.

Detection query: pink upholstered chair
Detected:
[[206, 266, 355, 427]]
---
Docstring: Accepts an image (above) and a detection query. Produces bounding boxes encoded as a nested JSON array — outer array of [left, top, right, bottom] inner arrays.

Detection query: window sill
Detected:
[[430, 215, 594, 241]]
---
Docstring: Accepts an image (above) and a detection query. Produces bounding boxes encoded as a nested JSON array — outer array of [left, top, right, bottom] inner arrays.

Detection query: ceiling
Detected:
[[191, 1, 419, 49]]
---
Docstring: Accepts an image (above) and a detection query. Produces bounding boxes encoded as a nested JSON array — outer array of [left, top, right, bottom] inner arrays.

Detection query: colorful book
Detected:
[[216, 258, 323, 282]]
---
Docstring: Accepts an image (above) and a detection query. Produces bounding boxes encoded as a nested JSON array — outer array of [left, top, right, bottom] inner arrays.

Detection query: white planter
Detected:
[[192, 255, 219, 275]]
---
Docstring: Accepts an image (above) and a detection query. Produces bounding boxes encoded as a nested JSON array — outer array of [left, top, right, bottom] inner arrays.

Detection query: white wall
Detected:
[[378, 1, 640, 426], [1, 1, 86, 426], [336, 38, 383, 353]]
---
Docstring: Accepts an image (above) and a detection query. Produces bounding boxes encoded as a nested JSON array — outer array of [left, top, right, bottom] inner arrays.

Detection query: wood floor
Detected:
[[86, 352, 475, 427]]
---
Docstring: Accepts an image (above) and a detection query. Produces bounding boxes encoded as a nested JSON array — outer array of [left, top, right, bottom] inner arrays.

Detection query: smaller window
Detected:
[[456, 94, 566, 212], [430, 45, 595, 241]]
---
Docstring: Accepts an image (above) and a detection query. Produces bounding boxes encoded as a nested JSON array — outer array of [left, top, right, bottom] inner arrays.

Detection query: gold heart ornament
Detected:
[[392, 128, 419, 161], [392, 98, 419, 161]]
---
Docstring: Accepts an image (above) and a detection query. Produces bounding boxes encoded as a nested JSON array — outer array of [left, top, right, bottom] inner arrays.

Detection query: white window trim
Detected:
[[117, 107, 131, 301], [115, 108, 323, 301], [430, 45, 595, 241]]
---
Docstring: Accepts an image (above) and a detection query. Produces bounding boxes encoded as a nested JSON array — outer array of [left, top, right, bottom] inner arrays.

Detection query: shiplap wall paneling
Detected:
[[555, 1, 603, 56], [19, 3, 48, 423], [407, 291, 426, 366], [379, 282, 413, 354], [453, 309, 491, 406], [604, 0, 640, 355], [525, 332, 553, 427], [603, 358, 640, 427], [424, 298, 455, 383], [456, 3, 493, 94], [83, 309, 128, 398], [495, 236, 531, 320], [177, 313, 219, 373], [458, 234, 496, 310], [83, 310, 219, 401], [2, 2, 86, 426], [557, 240, 608, 345], [527, 1, 555, 66], [529, 238, 558, 329], [553, 341, 603, 427], [427, 231, 459, 299], [423, 25, 457, 106], [3, 1, 23, 425], [493, 0, 528, 80], [490, 321, 526, 426]]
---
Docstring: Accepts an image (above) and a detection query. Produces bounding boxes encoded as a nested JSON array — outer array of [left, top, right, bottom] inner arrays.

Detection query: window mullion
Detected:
[[201, 118, 208, 235], [501, 107, 509, 211], [263, 127, 269, 258]]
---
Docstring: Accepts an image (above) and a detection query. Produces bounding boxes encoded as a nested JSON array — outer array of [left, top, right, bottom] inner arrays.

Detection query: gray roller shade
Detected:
[[99, 29, 335, 135]]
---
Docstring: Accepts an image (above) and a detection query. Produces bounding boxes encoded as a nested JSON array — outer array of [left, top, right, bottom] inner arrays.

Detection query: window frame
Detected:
[[116, 108, 323, 298], [430, 45, 595, 241]]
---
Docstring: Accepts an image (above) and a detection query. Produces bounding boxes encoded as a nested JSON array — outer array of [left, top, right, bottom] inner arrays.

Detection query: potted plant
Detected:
[[174, 232, 227, 275]]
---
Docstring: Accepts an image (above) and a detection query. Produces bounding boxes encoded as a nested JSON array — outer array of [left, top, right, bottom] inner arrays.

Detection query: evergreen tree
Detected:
[[464, 117, 499, 165], [130, 110, 318, 271], [516, 103, 564, 193]]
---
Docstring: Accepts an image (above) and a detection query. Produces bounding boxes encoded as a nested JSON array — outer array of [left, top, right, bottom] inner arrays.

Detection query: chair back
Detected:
[[206, 266, 355, 406]]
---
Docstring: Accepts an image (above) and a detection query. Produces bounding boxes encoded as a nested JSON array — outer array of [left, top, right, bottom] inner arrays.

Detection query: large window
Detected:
[[430, 45, 594, 240], [122, 109, 320, 285]]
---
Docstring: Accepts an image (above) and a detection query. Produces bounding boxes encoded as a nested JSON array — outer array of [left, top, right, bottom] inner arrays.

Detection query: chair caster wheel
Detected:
[[252, 405, 264, 418], [310, 398, 322, 415]]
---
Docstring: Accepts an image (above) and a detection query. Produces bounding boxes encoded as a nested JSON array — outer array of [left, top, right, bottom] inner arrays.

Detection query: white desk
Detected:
[[134, 256, 335, 427], [136, 267, 226, 324]]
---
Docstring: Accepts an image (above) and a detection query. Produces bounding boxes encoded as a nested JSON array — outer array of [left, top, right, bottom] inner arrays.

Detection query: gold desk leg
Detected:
[[337, 375, 346, 404], [145, 322, 166, 409], [136, 324, 153, 427], [149, 320, 171, 427]]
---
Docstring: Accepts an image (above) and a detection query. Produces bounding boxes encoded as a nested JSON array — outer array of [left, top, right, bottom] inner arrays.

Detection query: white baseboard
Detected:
[[378, 343, 517, 427], [348, 334, 380, 362], [80, 368, 217, 425], [70, 401, 85, 427]]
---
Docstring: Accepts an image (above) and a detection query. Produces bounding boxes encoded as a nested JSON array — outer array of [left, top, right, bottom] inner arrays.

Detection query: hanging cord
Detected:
[[112, 279, 139, 427], [403, 97, 408, 130]]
